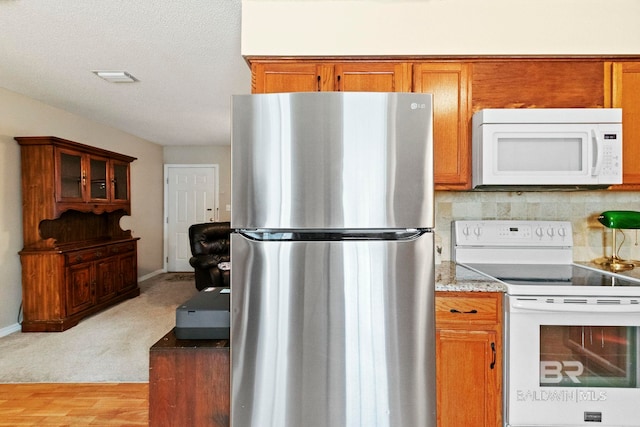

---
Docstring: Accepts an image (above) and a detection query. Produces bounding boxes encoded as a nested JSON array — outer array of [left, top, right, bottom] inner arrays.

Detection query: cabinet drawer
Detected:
[[66, 247, 108, 265], [108, 242, 135, 255], [66, 242, 135, 265], [436, 292, 501, 325]]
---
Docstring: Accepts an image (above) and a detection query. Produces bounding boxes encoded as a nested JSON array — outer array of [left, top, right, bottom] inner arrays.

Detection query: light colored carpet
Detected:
[[0, 273, 198, 383]]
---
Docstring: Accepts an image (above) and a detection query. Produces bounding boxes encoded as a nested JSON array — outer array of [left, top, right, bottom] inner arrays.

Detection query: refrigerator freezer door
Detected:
[[231, 232, 436, 427], [232, 92, 434, 230]]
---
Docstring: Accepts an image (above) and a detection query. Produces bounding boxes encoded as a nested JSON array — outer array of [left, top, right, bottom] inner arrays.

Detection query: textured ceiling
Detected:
[[0, 0, 250, 146]]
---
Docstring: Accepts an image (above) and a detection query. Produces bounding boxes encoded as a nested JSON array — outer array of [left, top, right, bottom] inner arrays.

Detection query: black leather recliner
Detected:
[[188, 222, 231, 290]]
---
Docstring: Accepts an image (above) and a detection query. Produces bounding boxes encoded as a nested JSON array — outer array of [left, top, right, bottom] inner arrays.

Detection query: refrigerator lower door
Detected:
[[231, 232, 436, 427]]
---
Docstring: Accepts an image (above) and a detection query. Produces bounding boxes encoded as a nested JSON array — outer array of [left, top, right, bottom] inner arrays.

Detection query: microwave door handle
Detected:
[[591, 128, 604, 176]]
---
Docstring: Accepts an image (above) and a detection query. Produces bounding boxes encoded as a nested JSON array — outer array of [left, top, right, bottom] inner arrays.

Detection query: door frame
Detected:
[[163, 164, 220, 272]]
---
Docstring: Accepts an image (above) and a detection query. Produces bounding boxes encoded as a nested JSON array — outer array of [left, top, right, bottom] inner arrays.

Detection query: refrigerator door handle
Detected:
[[238, 229, 430, 242]]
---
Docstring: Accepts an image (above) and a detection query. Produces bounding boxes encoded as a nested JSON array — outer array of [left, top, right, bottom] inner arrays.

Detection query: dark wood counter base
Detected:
[[149, 328, 230, 427]]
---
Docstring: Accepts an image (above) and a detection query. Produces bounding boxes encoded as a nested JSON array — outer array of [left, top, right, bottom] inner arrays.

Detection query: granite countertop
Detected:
[[435, 261, 506, 293]]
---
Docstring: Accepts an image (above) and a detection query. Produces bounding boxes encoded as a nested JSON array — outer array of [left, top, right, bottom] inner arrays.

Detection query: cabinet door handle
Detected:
[[317, 75, 321, 92], [490, 342, 496, 370], [336, 74, 341, 91], [450, 308, 478, 314]]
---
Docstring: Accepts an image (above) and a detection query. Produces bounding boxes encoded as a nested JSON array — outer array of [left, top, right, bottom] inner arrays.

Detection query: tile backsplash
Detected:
[[435, 190, 640, 263]]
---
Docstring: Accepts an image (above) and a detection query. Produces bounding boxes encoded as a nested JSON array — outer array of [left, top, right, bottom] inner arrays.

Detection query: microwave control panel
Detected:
[[598, 130, 622, 179]]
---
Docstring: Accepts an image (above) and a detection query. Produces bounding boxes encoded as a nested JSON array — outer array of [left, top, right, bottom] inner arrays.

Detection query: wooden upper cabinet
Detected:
[[334, 62, 412, 92], [249, 57, 640, 190], [252, 62, 329, 92], [111, 160, 131, 203], [607, 61, 640, 189], [251, 59, 468, 188], [56, 149, 111, 204], [413, 63, 471, 190], [471, 60, 605, 109], [17, 136, 136, 217], [16, 136, 136, 248], [56, 148, 85, 203], [251, 61, 412, 93]]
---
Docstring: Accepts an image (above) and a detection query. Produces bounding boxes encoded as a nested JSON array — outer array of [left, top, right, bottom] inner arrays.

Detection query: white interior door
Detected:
[[164, 164, 219, 272]]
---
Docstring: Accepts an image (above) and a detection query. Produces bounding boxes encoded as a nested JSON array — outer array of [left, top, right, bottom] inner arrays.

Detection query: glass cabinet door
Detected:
[[58, 150, 83, 200], [111, 161, 129, 202], [55, 146, 132, 208], [88, 156, 108, 200]]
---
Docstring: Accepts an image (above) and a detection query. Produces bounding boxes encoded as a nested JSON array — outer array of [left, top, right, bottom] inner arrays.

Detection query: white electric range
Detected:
[[453, 220, 640, 297], [452, 220, 640, 427]]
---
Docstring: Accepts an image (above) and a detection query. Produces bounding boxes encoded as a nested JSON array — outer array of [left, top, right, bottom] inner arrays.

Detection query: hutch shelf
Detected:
[[16, 136, 139, 332]]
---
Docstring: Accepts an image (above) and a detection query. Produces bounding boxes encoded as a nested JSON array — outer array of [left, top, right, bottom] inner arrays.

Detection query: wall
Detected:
[[242, 0, 640, 55], [163, 145, 232, 222], [0, 87, 164, 334]]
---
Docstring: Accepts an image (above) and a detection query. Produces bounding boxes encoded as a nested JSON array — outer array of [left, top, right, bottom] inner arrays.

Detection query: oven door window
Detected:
[[540, 325, 639, 388]]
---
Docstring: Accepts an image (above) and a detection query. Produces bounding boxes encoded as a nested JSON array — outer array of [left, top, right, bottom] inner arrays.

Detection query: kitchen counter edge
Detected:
[[436, 261, 506, 293]]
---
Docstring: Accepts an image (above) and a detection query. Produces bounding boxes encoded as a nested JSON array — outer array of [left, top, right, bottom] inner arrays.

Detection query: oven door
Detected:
[[505, 295, 640, 427]]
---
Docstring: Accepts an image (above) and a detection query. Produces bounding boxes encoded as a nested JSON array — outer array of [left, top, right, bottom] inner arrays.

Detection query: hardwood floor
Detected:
[[0, 383, 148, 426]]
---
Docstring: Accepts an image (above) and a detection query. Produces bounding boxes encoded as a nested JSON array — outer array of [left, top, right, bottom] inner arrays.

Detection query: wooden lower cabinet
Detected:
[[435, 291, 503, 427], [67, 262, 95, 315], [19, 239, 139, 332]]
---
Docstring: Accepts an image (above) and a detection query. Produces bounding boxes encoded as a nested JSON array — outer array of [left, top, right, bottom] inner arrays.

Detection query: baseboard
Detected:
[[0, 322, 21, 338], [138, 269, 166, 282]]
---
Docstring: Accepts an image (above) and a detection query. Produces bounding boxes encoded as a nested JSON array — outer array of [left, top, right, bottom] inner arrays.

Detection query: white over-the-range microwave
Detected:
[[472, 108, 623, 189]]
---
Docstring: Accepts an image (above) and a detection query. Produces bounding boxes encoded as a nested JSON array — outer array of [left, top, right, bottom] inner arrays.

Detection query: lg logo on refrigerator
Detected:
[[410, 103, 427, 110]]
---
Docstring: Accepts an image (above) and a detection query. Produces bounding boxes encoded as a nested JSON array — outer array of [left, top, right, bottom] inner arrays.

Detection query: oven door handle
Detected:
[[512, 300, 640, 313]]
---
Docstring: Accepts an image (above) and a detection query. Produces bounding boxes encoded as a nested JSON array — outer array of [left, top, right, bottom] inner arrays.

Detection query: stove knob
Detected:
[[535, 227, 544, 238], [473, 226, 482, 237], [547, 228, 555, 238], [462, 226, 470, 237], [557, 227, 567, 238]]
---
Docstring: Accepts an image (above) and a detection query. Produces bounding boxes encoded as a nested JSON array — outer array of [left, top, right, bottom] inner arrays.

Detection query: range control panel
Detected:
[[453, 220, 573, 247]]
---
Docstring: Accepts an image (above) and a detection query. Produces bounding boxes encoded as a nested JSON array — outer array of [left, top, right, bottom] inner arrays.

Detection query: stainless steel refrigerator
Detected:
[[230, 92, 436, 427]]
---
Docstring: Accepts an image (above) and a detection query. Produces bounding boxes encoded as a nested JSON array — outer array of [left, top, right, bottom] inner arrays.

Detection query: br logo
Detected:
[[540, 361, 584, 384]]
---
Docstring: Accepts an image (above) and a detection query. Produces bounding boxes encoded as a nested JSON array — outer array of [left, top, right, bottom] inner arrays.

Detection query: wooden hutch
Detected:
[[16, 136, 139, 332]]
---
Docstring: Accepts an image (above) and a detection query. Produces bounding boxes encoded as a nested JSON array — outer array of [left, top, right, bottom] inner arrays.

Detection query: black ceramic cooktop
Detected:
[[464, 263, 640, 287]]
